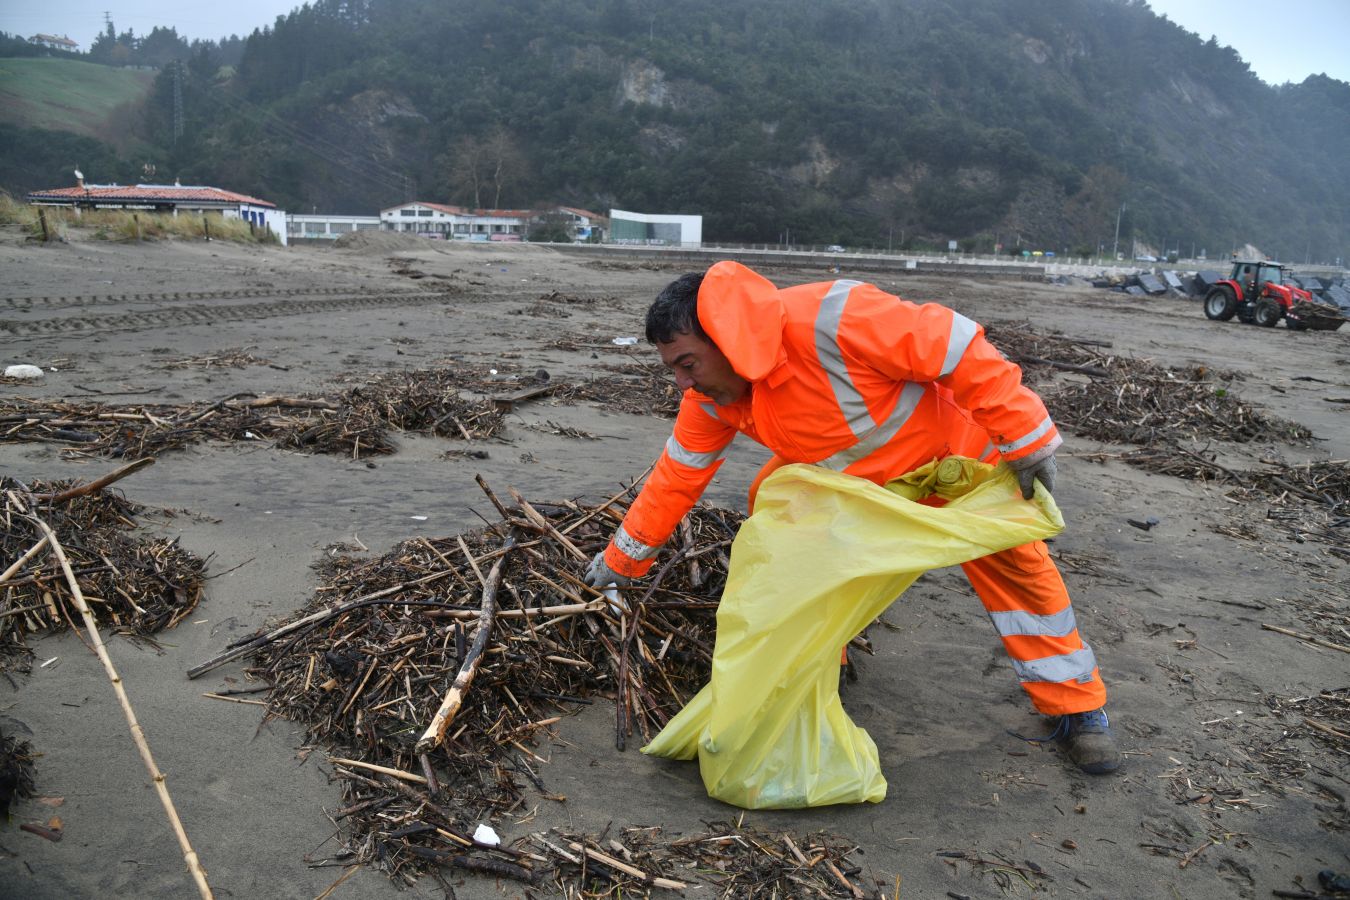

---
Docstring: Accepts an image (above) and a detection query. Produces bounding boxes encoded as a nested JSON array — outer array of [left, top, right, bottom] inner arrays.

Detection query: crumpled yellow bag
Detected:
[[641, 458, 1064, 809]]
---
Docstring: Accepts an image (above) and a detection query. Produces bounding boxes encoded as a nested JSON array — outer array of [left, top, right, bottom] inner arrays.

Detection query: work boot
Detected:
[[1053, 708, 1122, 775]]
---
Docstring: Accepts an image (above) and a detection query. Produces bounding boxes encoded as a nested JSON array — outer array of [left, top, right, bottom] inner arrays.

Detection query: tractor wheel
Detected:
[[1254, 299, 1282, 327], [1203, 287, 1236, 321]]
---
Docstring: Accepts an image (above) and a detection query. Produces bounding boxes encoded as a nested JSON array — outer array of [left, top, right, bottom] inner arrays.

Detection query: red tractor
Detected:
[[1202, 260, 1322, 329]]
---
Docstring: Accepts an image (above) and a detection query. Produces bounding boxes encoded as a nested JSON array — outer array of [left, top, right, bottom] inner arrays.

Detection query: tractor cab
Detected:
[[1231, 260, 1291, 298]]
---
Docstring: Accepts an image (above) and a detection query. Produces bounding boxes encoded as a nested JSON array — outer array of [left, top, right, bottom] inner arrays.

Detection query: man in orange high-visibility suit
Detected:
[[584, 260, 1121, 774]]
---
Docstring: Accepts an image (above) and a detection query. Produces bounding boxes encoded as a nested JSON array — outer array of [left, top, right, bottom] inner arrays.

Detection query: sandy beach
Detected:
[[1, 229, 1347, 899]]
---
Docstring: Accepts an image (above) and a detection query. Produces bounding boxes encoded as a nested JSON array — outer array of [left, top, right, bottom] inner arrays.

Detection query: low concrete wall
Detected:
[[554, 245, 1045, 280]]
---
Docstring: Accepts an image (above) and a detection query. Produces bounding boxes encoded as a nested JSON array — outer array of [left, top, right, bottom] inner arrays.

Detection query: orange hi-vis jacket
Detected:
[[603, 261, 1063, 579]]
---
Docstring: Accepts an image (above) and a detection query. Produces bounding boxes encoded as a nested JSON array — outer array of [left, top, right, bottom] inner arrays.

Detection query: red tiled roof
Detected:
[[467, 208, 534, 218], [27, 184, 276, 208], [380, 201, 467, 215], [558, 206, 605, 220]]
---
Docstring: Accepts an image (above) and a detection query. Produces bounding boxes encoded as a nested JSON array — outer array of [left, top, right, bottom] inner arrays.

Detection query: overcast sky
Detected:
[[2, 0, 1347, 85]]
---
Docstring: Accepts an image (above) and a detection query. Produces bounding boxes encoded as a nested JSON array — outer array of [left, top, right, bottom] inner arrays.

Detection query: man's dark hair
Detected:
[[645, 273, 706, 344]]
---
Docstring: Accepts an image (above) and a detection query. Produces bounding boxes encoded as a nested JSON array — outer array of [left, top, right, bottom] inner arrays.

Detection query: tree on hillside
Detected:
[[485, 127, 525, 208], [448, 137, 486, 208], [138, 27, 191, 68], [449, 127, 526, 209]]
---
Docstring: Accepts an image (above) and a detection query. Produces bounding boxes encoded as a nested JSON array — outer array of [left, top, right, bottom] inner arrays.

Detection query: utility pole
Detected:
[[1112, 203, 1124, 261]]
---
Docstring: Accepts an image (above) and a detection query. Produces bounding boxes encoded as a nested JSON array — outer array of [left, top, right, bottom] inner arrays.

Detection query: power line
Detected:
[[198, 80, 412, 197]]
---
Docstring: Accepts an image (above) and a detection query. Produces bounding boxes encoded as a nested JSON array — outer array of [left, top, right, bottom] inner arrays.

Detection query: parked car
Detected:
[[827, 245, 845, 253]]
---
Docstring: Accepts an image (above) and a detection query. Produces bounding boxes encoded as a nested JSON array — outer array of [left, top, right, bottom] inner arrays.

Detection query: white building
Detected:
[[286, 213, 381, 241], [609, 209, 702, 247], [29, 33, 79, 51], [380, 201, 528, 241], [27, 180, 288, 245], [554, 206, 606, 242]]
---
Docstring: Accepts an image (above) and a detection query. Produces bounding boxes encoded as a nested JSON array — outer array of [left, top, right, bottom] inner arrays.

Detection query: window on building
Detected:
[[400, 209, 415, 216], [417, 209, 432, 217]]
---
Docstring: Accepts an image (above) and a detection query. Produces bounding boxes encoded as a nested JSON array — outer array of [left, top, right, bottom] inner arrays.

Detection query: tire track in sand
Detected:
[[0, 290, 458, 337]]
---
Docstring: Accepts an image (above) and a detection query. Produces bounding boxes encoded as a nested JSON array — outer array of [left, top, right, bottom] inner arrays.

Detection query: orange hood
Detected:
[[697, 261, 787, 383]]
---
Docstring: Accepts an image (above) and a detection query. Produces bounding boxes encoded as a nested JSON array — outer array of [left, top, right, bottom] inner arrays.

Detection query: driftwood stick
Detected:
[[427, 598, 607, 620], [415, 536, 516, 753], [1304, 717, 1350, 741], [473, 473, 514, 521], [1008, 354, 1110, 378], [1261, 623, 1350, 654], [34, 457, 155, 504], [406, 847, 539, 884], [329, 757, 427, 784], [567, 841, 688, 890], [0, 534, 50, 587], [11, 492, 213, 899], [509, 488, 588, 561]]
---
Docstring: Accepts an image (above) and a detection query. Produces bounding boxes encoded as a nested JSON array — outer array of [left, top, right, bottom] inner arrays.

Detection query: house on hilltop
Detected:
[[27, 178, 287, 245], [29, 33, 79, 51]]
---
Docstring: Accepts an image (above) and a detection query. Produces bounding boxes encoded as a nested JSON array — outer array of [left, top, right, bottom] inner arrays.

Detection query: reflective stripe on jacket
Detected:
[[604, 261, 1061, 577]]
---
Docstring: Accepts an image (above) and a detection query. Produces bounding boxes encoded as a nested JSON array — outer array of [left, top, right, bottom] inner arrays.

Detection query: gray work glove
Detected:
[[583, 551, 630, 589], [1007, 451, 1057, 499]]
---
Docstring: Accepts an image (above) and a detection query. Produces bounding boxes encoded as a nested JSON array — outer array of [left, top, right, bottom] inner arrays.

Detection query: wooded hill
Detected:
[[3, 0, 1348, 261]]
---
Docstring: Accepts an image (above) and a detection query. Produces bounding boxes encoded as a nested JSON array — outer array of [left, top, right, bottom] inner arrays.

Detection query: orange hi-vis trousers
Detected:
[[959, 538, 1105, 716]]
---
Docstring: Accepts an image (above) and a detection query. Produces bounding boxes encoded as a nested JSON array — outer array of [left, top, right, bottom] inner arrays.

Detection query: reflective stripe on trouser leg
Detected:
[[959, 540, 1107, 716]]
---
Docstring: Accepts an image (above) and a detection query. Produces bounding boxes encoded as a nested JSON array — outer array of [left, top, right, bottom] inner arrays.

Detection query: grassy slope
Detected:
[[0, 58, 154, 137]]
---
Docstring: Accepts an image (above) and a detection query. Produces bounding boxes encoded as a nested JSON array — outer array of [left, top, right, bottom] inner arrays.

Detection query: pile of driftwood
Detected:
[[987, 322, 1346, 557], [563, 365, 683, 419], [0, 724, 36, 818], [1049, 364, 1311, 446], [187, 480, 887, 893], [986, 321, 1310, 447], [1, 461, 206, 672], [158, 347, 278, 370], [531, 821, 878, 898], [0, 368, 504, 460]]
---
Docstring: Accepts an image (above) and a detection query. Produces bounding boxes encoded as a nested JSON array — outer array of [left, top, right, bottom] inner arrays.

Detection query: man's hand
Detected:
[[584, 551, 630, 589], [1008, 452, 1057, 499]]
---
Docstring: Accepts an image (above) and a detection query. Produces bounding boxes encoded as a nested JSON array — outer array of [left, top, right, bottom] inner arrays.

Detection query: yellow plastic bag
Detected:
[[641, 458, 1063, 809]]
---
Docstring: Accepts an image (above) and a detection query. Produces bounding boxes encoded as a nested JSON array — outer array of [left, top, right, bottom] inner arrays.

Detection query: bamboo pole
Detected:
[[10, 492, 213, 899], [415, 536, 515, 753], [0, 535, 49, 587], [33, 457, 155, 505]]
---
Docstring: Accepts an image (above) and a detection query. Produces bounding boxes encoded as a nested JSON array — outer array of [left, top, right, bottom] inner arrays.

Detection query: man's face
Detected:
[[657, 331, 749, 407]]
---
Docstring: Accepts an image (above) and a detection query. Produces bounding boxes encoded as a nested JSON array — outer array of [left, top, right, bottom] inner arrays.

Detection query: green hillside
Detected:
[[2, 0, 1348, 262], [0, 58, 153, 138]]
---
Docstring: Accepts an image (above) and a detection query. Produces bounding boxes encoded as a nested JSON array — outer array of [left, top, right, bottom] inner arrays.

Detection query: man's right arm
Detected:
[[591, 394, 736, 581]]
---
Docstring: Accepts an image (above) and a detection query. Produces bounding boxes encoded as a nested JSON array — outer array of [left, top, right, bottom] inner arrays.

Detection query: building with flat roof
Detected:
[[286, 214, 381, 241], [609, 209, 702, 247]]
